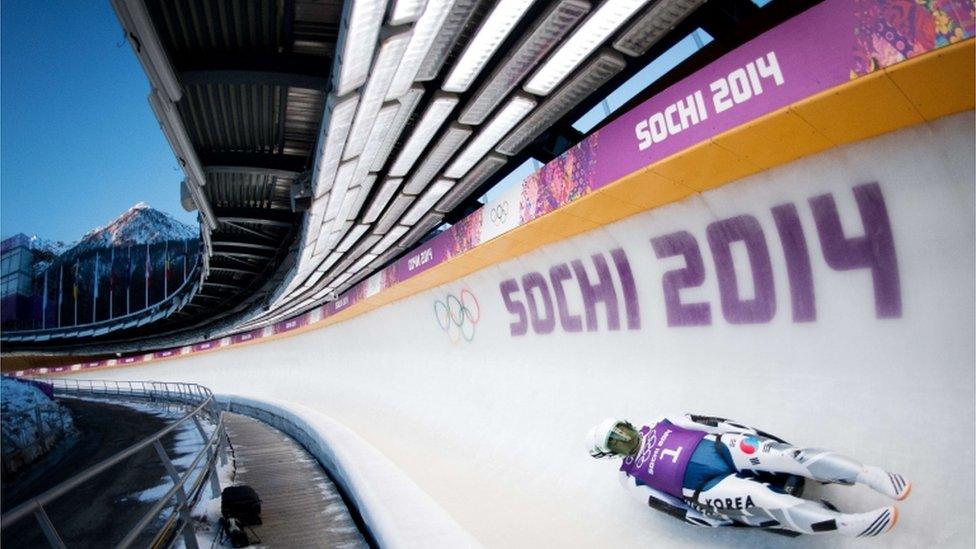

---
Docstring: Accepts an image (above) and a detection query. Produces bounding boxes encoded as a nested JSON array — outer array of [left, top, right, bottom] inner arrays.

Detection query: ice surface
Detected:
[[86, 115, 976, 547]]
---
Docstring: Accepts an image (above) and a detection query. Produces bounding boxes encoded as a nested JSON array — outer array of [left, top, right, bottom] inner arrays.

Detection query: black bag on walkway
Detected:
[[221, 485, 262, 526]]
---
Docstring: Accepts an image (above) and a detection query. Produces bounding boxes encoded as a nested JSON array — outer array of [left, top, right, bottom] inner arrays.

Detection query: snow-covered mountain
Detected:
[[28, 236, 74, 257], [26, 204, 199, 277], [67, 203, 198, 257]]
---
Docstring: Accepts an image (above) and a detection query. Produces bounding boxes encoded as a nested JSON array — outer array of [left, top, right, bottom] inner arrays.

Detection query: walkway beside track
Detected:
[[222, 413, 368, 548]]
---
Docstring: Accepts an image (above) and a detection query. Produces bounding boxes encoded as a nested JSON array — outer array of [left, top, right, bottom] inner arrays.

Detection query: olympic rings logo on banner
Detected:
[[433, 289, 481, 343], [489, 201, 509, 225]]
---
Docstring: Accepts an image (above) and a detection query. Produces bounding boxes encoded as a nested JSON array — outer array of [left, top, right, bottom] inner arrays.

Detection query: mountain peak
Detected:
[[83, 203, 198, 247]]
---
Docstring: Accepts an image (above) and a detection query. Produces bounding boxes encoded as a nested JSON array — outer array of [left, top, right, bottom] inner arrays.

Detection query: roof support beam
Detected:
[[180, 69, 329, 91], [205, 166, 300, 179], [198, 152, 307, 174], [178, 53, 330, 82]]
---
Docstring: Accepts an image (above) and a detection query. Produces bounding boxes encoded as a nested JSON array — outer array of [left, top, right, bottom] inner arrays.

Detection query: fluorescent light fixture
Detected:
[[344, 28, 412, 159], [337, 224, 371, 253], [403, 124, 471, 194], [436, 153, 507, 212], [348, 234, 383, 259], [388, 93, 459, 177], [314, 94, 360, 198], [524, 0, 650, 95], [387, 0, 454, 99], [372, 86, 423, 171], [325, 160, 358, 222], [498, 49, 624, 155], [111, 0, 182, 102], [442, 0, 536, 93], [445, 93, 536, 178], [356, 105, 399, 183], [376, 194, 416, 233], [372, 225, 410, 254], [613, 0, 705, 57], [390, 0, 426, 24], [181, 178, 218, 231], [417, 0, 483, 81], [363, 178, 403, 223], [335, 185, 363, 224], [320, 220, 354, 256], [349, 252, 379, 276], [319, 252, 344, 274], [350, 174, 378, 219], [332, 272, 354, 289], [335, 0, 386, 96], [402, 179, 454, 224], [401, 212, 445, 248], [459, 0, 590, 124]]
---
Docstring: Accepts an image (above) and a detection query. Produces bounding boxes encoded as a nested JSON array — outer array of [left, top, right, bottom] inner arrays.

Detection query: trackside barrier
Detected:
[[0, 379, 227, 549], [218, 395, 478, 548]]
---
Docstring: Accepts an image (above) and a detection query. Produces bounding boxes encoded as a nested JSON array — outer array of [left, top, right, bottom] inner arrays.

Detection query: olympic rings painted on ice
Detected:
[[489, 201, 509, 225], [433, 289, 481, 343]]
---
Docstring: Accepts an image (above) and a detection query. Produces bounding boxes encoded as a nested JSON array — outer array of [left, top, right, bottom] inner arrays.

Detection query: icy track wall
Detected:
[[84, 113, 974, 548]]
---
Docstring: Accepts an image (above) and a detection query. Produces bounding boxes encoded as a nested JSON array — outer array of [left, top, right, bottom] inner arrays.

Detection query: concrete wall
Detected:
[[90, 113, 975, 547]]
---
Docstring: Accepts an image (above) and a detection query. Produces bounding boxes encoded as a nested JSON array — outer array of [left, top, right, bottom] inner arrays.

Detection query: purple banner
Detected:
[[273, 313, 310, 334], [153, 348, 180, 359], [231, 329, 264, 344]]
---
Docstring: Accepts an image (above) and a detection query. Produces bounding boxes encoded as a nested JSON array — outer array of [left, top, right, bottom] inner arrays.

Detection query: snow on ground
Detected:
[[1, 377, 74, 471]]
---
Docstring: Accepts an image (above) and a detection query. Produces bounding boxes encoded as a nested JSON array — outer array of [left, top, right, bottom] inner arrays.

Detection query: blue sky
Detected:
[[1, 1, 197, 243]]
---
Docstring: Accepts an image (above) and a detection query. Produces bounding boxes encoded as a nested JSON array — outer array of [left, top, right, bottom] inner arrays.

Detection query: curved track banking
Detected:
[[77, 114, 976, 547]]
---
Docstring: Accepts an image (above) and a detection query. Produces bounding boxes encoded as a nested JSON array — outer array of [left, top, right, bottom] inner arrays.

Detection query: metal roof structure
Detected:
[[3, 0, 810, 353]]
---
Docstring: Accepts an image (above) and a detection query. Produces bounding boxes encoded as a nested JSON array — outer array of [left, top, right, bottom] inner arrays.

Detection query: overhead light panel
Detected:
[[335, 0, 387, 96], [614, 0, 705, 57], [524, 0, 650, 95], [445, 93, 536, 179], [417, 0, 483, 81], [402, 179, 454, 224], [437, 154, 507, 213], [324, 160, 358, 223], [442, 0, 536, 93], [498, 49, 624, 155], [372, 86, 424, 171], [390, 0, 426, 24], [350, 174, 378, 219], [344, 28, 412, 159], [372, 225, 410, 255], [356, 103, 401, 183], [363, 178, 403, 223], [377, 194, 416, 233], [388, 93, 459, 177], [401, 212, 445, 249], [459, 1, 590, 125], [337, 224, 372, 253], [349, 253, 380, 277], [313, 94, 360, 198], [403, 124, 471, 194], [387, 0, 454, 99]]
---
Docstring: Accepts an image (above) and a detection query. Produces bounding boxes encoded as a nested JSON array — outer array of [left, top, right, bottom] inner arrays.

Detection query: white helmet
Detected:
[[586, 417, 637, 459]]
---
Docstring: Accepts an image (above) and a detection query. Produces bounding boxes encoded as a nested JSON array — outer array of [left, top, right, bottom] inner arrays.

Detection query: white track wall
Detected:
[[93, 113, 975, 548]]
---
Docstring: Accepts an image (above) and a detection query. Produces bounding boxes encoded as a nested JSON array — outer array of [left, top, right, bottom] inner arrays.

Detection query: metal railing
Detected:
[[0, 379, 228, 549]]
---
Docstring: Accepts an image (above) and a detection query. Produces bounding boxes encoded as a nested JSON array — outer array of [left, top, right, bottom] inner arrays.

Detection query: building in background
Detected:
[[1, 235, 37, 328]]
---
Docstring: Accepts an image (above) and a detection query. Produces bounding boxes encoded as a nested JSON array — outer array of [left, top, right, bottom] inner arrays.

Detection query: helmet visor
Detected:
[[606, 421, 640, 456]]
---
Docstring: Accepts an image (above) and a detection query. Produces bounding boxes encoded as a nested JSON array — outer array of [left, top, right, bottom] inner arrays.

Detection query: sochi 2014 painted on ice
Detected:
[[499, 183, 901, 336]]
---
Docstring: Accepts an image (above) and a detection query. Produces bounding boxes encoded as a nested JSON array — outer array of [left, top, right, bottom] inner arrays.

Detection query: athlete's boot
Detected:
[[856, 466, 912, 500], [695, 474, 898, 537]]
